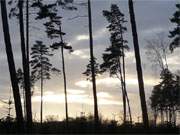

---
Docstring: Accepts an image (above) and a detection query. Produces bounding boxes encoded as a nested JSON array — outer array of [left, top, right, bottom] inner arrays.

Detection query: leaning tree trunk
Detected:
[[122, 59, 132, 123], [88, 0, 99, 125], [120, 26, 132, 123], [18, 0, 32, 127], [118, 58, 126, 123], [128, 0, 149, 127], [1, 0, 24, 129]]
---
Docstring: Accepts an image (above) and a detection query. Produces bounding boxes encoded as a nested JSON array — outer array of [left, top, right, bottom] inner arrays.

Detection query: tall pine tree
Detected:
[[43, 9, 73, 124], [87, 0, 99, 125], [31, 0, 75, 125], [101, 4, 132, 123], [30, 41, 57, 124]]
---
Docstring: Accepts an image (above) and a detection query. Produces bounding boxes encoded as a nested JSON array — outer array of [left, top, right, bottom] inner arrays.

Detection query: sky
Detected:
[[0, 0, 179, 123]]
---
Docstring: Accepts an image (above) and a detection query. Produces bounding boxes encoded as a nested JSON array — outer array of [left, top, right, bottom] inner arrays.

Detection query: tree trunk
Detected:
[[173, 108, 176, 126], [160, 109, 164, 124], [165, 108, 168, 122], [18, 0, 32, 126], [169, 108, 172, 124], [128, 0, 149, 127], [88, 0, 99, 125], [40, 52, 43, 124], [23, 88, 26, 120], [59, 25, 69, 125], [118, 58, 126, 123], [61, 45, 69, 124], [25, 0, 32, 130], [154, 109, 157, 126], [120, 25, 132, 123], [1, 0, 24, 129]]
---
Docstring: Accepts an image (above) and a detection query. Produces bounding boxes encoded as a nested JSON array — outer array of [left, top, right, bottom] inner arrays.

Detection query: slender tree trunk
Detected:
[[18, 0, 32, 126], [59, 25, 69, 124], [40, 74, 43, 124], [23, 88, 26, 120], [160, 109, 164, 124], [169, 108, 172, 124], [40, 53, 43, 124], [166, 109, 168, 122], [173, 108, 176, 126], [118, 58, 126, 123], [88, 0, 99, 125], [61, 45, 69, 124], [120, 26, 132, 123], [1, 0, 24, 129], [128, 0, 149, 127], [154, 109, 157, 126], [25, 0, 32, 129]]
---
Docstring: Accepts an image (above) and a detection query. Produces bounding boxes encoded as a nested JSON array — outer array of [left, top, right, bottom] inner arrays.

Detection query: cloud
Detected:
[[68, 27, 108, 50], [75, 28, 107, 41], [94, 28, 108, 39], [75, 76, 160, 88], [0, 102, 4, 108], [44, 91, 54, 95], [32, 91, 122, 106], [141, 27, 165, 37], [75, 80, 91, 88], [76, 35, 89, 41], [167, 55, 180, 66], [98, 98, 122, 105], [68, 89, 86, 94], [97, 92, 112, 98], [71, 49, 89, 59]]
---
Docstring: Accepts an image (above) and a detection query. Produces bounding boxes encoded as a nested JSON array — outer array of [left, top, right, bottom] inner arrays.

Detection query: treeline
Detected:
[[0, 0, 179, 133]]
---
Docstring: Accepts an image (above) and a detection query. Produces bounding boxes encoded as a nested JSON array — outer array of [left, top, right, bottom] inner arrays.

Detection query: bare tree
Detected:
[[145, 33, 170, 71]]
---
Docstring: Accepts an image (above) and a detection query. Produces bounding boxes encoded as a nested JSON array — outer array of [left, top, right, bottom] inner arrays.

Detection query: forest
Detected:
[[0, 0, 179, 134]]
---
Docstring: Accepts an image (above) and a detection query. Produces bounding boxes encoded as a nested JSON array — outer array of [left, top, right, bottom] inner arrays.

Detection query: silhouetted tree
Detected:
[[169, 4, 180, 52], [150, 69, 180, 125], [30, 41, 56, 124], [8, 0, 32, 126], [150, 84, 161, 125], [30, 0, 76, 125], [8, 0, 76, 125], [128, 0, 149, 127], [16, 68, 35, 120], [16, 68, 26, 119], [101, 4, 132, 123], [87, 0, 99, 125], [48, 18, 73, 124], [0, 0, 24, 130], [83, 57, 101, 81], [18, 0, 32, 126]]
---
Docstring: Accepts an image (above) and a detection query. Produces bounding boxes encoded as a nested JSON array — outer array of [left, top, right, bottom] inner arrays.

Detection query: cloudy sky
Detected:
[[0, 0, 179, 122]]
